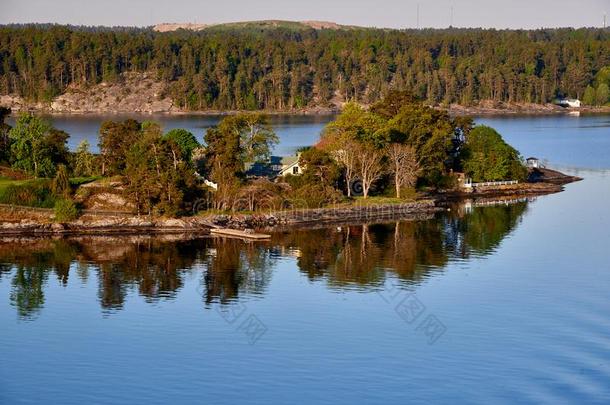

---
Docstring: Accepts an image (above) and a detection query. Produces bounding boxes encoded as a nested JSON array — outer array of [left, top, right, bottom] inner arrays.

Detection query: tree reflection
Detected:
[[0, 201, 528, 319], [203, 239, 275, 305]]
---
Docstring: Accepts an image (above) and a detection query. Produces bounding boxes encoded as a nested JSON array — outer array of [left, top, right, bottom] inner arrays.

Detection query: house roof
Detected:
[[526, 157, 539, 161], [244, 155, 300, 177], [281, 156, 299, 167]]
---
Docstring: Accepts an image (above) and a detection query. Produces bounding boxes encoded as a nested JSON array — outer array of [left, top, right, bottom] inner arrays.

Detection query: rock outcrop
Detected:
[[50, 72, 174, 113], [2, 72, 175, 113]]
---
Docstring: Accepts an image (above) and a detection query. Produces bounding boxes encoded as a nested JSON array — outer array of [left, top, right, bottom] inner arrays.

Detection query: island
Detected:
[[0, 91, 581, 236]]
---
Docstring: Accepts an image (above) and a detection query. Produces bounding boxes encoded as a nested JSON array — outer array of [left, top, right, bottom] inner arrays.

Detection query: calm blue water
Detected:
[[8, 113, 335, 156], [478, 114, 610, 169], [1, 114, 610, 404]]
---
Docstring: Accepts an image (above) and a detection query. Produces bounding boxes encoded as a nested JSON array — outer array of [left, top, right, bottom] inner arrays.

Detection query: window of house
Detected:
[[293, 166, 299, 174]]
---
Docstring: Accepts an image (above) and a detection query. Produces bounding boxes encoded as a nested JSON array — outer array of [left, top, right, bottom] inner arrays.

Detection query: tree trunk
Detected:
[[395, 176, 401, 199], [346, 174, 352, 197]]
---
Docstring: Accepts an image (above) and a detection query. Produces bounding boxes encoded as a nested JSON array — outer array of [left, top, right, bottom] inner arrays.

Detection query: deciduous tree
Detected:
[[355, 143, 384, 199], [387, 144, 419, 198], [9, 114, 67, 177]]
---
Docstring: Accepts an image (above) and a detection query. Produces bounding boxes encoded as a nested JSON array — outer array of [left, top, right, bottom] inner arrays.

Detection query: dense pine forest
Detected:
[[0, 24, 609, 110]]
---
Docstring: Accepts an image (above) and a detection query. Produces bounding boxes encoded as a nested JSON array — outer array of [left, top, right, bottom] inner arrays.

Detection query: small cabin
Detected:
[[557, 98, 581, 108], [526, 157, 543, 169]]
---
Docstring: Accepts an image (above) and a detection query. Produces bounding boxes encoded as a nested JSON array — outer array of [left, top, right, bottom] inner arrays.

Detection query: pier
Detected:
[[210, 228, 271, 240]]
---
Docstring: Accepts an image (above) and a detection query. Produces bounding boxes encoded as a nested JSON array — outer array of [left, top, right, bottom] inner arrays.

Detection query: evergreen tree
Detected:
[[52, 164, 71, 198], [595, 83, 609, 106], [73, 140, 95, 177], [0, 107, 11, 163], [582, 85, 596, 106], [0, 25, 607, 110], [164, 129, 200, 162]]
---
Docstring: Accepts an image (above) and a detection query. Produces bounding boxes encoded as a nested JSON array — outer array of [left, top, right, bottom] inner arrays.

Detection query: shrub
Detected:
[[52, 164, 71, 197], [54, 199, 79, 222], [289, 183, 344, 209]]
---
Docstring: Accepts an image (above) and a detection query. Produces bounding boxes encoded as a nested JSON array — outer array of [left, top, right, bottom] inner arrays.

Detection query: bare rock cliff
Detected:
[[1, 72, 176, 113]]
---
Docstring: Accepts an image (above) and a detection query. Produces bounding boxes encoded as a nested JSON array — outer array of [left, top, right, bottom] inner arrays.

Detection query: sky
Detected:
[[0, 0, 608, 29]]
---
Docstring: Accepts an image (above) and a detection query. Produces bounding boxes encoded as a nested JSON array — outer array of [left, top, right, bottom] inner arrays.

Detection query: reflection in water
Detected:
[[0, 202, 527, 319]]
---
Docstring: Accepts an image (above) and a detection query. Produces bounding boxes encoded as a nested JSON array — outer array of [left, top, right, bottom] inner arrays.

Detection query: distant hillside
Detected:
[[0, 24, 608, 112], [154, 23, 210, 32], [153, 20, 356, 32]]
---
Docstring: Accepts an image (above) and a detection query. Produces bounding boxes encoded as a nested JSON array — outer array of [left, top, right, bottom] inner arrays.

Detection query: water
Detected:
[[7, 113, 335, 156], [1, 114, 610, 404], [477, 114, 610, 170]]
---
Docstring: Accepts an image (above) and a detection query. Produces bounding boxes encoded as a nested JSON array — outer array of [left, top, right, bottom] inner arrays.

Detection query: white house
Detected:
[[243, 154, 303, 178], [278, 155, 302, 176], [557, 98, 581, 108], [526, 157, 544, 169]]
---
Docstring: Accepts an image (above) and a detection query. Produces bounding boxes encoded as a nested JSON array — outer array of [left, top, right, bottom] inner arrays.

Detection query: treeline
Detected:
[[0, 24, 608, 108]]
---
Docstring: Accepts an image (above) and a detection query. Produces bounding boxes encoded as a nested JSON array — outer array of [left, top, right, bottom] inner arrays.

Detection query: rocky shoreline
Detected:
[[447, 102, 610, 116], [3, 74, 609, 117], [0, 200, 441, 236], [0, 170, 581, 236]]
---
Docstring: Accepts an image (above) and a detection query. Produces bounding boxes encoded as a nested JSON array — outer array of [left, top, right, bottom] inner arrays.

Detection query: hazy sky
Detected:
[[0, 0, 608, 29]]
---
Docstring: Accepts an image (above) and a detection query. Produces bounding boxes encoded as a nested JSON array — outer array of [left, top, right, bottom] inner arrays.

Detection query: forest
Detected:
[[0, 24, 609, 110]]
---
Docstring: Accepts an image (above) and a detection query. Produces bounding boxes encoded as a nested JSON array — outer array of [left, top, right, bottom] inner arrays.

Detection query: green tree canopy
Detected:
[[387, 104, 456, 182], [73, 140, 95, 177], [124, 123, 197, 215], [595, 83, 609, 106], [98, 119, 142, 175], [8, 113, 68, 177], [1, 25, 608, 109], [583, 85, 596, 106], [163, 128, 200, 162], [461, 126, 527, 182], [324, 103, 390, 147], [0, 106, 11, 163]]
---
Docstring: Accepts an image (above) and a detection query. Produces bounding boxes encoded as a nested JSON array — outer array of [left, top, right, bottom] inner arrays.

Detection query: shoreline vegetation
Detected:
[[0, 91, 582, 236], [0, 177, 579, 236]]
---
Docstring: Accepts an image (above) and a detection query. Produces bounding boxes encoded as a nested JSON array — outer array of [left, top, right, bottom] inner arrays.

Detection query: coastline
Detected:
[[3, 94, 610, 117], [0, 172, 581, 237]]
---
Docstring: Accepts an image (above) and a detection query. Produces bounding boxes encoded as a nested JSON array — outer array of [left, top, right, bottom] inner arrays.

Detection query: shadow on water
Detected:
[[0, 201, 528, 320]]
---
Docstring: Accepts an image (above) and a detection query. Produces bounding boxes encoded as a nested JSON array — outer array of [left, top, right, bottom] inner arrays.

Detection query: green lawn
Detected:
[[0, 176, 31, 191], [0, 175, 99, 208]]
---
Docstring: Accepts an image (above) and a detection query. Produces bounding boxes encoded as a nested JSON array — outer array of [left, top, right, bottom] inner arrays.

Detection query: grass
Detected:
[[0, 176, 29, 189], [70, 176, 101, 186], [0, 175, 100, 208], [0, 176, 40, 194], [0, 177, 56, 208]]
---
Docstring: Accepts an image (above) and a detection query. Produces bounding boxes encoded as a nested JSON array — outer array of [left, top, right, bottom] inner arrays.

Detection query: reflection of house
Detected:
[[526, 157, 544, 169], [244, 154, 303, 178], [557, 98, 581, 108]]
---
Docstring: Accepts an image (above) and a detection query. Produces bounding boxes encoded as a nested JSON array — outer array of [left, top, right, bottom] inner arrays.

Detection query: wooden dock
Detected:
[[210, 228, 271, 240]]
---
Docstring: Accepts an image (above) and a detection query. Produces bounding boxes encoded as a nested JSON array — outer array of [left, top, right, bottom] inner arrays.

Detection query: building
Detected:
[[526, 157, 543, 169], [557, 98, 581, 108], [278, 155, 302, 176], [244, 154, 303, 178]]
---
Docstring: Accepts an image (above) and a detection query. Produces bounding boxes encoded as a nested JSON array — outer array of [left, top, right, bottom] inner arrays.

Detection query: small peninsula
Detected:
[[0, 91, 581, 236]]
